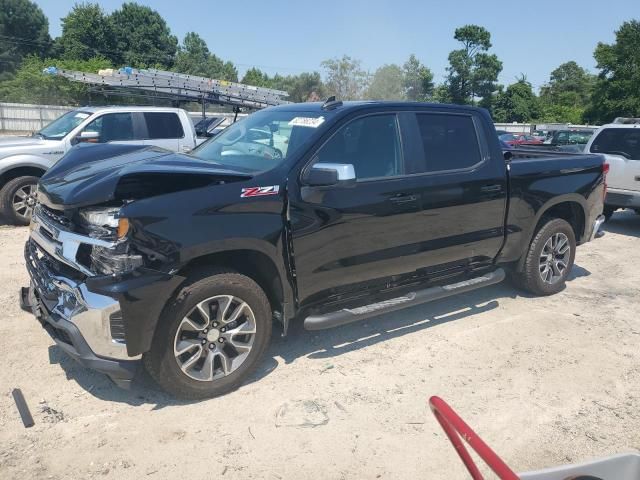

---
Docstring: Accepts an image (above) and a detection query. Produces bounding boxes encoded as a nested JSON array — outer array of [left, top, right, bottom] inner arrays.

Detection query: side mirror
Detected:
[[76, 131, 100, 143], [304, 163, 356, 187]]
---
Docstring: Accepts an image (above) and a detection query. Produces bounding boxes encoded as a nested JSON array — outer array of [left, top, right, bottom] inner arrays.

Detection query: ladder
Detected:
[[43, 66, 290, 110]]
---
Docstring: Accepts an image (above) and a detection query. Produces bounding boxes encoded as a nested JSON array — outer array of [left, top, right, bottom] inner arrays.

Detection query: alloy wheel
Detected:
[[539, 232, 571, 284], [12, 183, 37, 221], [173, 295, 256, 382]]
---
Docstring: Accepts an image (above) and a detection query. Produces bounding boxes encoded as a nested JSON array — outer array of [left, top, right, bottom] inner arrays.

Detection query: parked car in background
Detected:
[[499, 133, 542, 146], [544, 129, 595, 148], [22, 100, 606, 398], [585, 118, 640, 220], [0, 107, 198, 225]]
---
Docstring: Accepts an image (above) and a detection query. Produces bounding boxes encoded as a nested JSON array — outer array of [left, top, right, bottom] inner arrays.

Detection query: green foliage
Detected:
[[403, 54, 434, 101], [0, 0, 51, 77], [493, 79, 540, 122], [366, 64, 405, 100], [56, 3, 116, 62], [537, 61, 594, 122], [174, 32, 237, 81], [321, 55, 369, 100], [0, 55, 112, 104], [110, 2, 177, 68], [240, 68, 325, 102], [585, 20, 640, 123], [446, 24, 502, 106]]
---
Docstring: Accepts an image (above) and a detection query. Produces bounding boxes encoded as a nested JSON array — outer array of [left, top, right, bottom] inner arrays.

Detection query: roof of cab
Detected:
[[75, 106, 188, 114], [269, 100, 485, 114]]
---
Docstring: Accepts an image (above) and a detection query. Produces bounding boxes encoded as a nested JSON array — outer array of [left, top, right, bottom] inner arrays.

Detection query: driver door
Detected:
[[288, 113, 422, 307]]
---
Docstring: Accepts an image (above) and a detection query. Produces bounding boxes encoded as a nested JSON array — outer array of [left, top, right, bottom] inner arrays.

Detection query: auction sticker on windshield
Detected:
[[288, 116, 325, 128]]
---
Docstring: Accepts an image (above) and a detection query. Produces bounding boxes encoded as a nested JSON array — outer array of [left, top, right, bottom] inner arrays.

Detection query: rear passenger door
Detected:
[[397, 110, 507, 275], [142, 112, 186, 152]]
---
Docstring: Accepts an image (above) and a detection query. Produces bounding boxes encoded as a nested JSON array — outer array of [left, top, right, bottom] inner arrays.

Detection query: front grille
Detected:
[[24, 239, 85, 285], [39, 205, 73, 229]]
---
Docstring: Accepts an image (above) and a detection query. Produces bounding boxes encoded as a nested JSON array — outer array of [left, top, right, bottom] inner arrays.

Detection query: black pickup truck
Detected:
[[22, 100, 606, 399]]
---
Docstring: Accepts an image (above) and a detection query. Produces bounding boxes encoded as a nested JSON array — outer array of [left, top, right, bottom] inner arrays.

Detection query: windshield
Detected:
[[499, 134, 517, 141], [192, 109, 325, 172], [590, 128, 640, 159], [38, 110, 91, 140]]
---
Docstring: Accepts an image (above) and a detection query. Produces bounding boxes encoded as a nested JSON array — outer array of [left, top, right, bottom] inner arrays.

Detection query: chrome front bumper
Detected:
[[25, 209, 139, 362]]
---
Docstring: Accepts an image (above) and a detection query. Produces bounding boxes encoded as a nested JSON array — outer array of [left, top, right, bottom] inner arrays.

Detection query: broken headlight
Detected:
[[79, 207, 130, 240], [90, 246, 143, 275]]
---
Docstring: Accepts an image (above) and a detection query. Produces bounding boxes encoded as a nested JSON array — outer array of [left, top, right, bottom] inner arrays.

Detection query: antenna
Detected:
[[322, 96, 343, 110]]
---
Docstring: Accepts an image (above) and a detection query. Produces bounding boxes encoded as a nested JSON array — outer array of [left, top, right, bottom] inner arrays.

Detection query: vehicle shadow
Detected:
[[602, 209, 640, 239], [49, 264, 591, 406]]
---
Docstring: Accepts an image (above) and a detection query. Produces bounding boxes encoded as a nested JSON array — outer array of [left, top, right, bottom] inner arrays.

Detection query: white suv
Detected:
[[585, 118, 640, 220], [0, 106, 198, 225]]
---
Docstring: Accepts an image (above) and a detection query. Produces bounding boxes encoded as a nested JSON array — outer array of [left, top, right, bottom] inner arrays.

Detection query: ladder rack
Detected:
[[43, 66, 290, 110]]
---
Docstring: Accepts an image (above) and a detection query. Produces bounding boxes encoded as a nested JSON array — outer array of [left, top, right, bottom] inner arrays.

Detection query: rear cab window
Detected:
[[590, 128, 640, 160], [143, 112, 185, 139], [405, 113, 483, 174]]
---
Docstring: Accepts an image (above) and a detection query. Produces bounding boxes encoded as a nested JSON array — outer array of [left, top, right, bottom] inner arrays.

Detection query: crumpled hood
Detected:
[[38, 143, 252, 209]]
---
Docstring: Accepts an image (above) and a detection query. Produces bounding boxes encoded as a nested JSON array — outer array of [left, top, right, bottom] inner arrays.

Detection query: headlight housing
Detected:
[[79, 207, 129, 240], [78, 207, 141, 275]]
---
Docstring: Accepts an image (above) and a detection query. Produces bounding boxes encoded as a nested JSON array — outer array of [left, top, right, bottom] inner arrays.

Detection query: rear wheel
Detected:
[[144, 268, 272, 399], [0, 176, 40, 225], [510, 218, 576, 296]]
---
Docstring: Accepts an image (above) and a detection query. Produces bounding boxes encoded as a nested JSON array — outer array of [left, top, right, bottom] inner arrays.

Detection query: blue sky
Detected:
[[35, 0, 638, 91]]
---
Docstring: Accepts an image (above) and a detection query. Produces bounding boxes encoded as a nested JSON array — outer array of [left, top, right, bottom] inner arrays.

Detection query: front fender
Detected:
[[0, 154, 52, 177]]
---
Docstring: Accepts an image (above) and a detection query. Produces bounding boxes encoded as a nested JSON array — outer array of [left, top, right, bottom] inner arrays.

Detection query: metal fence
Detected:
[[0, 102, 75, 133], [0, 102, 244, 134]]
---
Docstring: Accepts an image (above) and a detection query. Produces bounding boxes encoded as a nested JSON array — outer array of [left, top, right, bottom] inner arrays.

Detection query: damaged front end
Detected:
[[24, 202, 183, 387]]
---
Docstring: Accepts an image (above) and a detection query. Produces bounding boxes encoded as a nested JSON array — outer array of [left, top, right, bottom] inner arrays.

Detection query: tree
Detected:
[[0, 0, 51, 77], [0, 55, 112, 105], [241, 67, 271, 87], [110, 2, 177, 68], [403, 54, 434, 101], [585, 20, 640, 123], [321, 55, 369, 100], [174, 32, 237, 81], [271, 72, 325, 102], [56, 3, 117, 62], [445, 25, 502, 106], [493, 77, 541, 123], [366, 64, 405, 100]]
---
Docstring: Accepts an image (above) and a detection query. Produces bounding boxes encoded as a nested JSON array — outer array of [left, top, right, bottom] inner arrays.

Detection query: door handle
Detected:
[[480, 184, 502, 193], [389, 194, 418, 204]]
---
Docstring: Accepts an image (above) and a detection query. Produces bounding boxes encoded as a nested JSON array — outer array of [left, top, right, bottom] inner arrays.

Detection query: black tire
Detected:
[[603, 206, 616, 222], [510, 218, 576, 296], [0, 176, 40, 226], [143, 268, 272, 400]]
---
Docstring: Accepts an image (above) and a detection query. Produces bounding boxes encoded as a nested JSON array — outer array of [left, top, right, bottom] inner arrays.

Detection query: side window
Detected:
[[82, 113, 135, 143], [143, 112, 184, 139], [590, 129, 640, 160], [412, 114, 482, 173], [315, 114, 401, 180]]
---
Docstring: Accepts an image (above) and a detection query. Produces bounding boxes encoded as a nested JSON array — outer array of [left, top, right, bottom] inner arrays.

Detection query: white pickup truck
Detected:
[[0, 106, 198, 225], [585, 118, 640, 220]]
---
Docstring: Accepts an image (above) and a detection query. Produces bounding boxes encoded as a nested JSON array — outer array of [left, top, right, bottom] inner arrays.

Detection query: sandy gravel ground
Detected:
[[0, 211, 639, 479]]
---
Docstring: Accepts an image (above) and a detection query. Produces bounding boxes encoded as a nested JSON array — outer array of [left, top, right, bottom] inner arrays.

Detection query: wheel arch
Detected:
[[177, 249, 288, 320], [516, 196, 587, 272]]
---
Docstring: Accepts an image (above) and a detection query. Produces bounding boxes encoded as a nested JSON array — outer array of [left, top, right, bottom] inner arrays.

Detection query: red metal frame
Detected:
[[429, 396, 520, 480]]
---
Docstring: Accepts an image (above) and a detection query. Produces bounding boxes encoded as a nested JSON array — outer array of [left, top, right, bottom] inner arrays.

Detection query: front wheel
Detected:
[[510, 218, 576, 296], [0, 176, 40, 225], [144, 269, 272, 399]]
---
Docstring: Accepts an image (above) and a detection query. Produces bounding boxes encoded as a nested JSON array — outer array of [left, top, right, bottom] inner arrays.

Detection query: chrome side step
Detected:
[[303, 268, 505, 331]]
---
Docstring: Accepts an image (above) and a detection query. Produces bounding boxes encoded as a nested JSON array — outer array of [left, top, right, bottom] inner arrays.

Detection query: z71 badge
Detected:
[[240, 186, 280, 198]]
